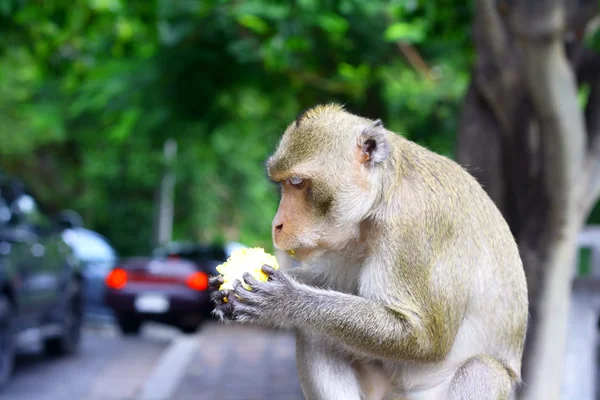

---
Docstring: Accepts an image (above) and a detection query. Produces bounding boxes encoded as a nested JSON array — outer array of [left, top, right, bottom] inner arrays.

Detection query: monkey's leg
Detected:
[[446, 355, 514, 400], [295, 330, 363, 400]]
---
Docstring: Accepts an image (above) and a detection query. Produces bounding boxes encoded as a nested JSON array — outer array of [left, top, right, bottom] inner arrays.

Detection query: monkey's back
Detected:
[[392, 136, 528, 379]]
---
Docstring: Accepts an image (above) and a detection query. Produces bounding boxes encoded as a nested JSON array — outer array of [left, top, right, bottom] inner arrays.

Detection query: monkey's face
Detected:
[[269, 175, 336, 260], [266, 105, 390, 260]]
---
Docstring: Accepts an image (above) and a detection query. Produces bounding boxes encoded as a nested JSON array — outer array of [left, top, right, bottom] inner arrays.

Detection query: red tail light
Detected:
[[106, 268, 128, 289], [186, 271, 209, 291]]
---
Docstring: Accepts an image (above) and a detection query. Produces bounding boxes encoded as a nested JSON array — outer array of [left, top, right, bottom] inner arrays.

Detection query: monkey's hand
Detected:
[[209, 275, 237, 322], [212, 265, 298, 328]]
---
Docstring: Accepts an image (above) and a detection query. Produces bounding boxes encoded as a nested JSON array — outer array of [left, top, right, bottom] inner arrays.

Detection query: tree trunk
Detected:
[[457, 0, 600, 398]]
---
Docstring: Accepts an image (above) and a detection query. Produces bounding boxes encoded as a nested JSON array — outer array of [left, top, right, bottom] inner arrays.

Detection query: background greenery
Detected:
[[3, 0, 591, 258]]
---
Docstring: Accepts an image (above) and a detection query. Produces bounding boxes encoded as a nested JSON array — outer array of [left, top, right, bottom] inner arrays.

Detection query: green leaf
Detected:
[[316, 14, 349, 35], [116, 18, 135, 41], [578, 83, 590, 109], [237, 14, 270, 35], [384, 21, 426, 43], [88, 0, 122, 12], [109, 109, 141, 142]]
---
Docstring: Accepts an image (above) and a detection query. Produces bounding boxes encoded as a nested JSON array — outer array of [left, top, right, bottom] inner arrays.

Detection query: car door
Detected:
[[9, 193, 62, 321], [0, 188, 42, 330], [0, 225, 40, 330]]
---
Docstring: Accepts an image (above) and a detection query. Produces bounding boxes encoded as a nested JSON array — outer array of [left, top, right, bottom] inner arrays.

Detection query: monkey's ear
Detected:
[[358, 119, 389, 165]]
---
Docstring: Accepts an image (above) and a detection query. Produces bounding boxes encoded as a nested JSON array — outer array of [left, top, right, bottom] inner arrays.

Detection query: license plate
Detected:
[[134, 294, 169, 313]]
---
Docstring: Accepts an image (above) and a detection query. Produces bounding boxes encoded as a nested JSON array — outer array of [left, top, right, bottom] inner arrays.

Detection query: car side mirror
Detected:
[[56, 210, 83, 230]]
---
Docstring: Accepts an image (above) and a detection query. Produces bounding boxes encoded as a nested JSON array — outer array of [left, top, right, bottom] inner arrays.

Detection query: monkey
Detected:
[[210, 103, 528, 400]]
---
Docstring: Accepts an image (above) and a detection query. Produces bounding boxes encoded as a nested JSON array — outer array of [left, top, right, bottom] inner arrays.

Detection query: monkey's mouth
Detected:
[[284, 247, 305, 259], [282, 246, 320, 261], [273, 233, 322, 260]]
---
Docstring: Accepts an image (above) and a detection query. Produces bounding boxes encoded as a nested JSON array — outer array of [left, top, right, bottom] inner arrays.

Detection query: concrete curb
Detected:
[[137, 332, 201, 400]]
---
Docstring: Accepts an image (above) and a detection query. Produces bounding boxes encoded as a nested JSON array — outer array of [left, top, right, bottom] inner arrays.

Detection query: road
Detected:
[[173, 322, 304, 400], [0, 321, 179, 400]]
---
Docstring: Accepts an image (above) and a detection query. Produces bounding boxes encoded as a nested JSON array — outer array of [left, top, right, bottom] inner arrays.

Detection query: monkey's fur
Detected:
[[211, 104, 528, 400]]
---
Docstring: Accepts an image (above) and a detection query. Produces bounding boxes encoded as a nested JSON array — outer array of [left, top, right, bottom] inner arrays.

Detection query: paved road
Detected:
[[0, 322, 179, 400], [173, 322, 304, 400]]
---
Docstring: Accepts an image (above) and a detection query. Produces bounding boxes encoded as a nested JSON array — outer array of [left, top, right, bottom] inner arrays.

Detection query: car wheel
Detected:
[[179, 322, 200, 334], [45, 279, 83, 356], [117, 316, 142, 336], [0, 295, 15, 389]]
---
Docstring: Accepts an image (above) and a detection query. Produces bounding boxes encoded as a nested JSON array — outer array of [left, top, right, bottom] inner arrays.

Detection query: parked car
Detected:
[[152, 241, 231, 275], [104, 243, 229, 335], [61, 227, 118, 321], [0, 176, 84, 389]]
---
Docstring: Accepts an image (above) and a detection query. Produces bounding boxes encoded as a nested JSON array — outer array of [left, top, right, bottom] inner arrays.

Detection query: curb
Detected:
[[137, 331, 201, 400]]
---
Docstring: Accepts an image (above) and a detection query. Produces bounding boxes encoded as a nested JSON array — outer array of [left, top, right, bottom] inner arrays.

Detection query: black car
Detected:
[[104, 242, 228, 335], [0, 177, 84, 388], [152, 242, 228, 276]]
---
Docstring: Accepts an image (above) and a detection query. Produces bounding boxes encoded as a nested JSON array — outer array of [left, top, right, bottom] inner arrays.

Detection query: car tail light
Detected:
[[186, 271, 209, 291], [106, 268, 128, 289]]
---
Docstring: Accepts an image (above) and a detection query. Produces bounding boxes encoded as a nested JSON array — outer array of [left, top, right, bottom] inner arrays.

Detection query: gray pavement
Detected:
[[172, 322, 304, 400], [0, 322, 178, 400], [0, 319, 306, 400]]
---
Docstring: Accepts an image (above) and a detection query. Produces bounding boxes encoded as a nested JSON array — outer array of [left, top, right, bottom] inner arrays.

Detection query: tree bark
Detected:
[[458, 0, 599, 398]]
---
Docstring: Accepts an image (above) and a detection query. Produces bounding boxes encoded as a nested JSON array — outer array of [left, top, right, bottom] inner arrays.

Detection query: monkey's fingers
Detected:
[[242, 272, 263, 290], [232, 279, 253, 299], [213, 291, 236, 321], [230, 301, 260, 324], [208, 275, 224, 291], [261, 264, 277, 277], [210, 289, 230, 304]]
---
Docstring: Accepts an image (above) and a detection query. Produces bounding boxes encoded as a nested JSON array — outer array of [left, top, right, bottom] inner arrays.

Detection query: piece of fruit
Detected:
[[215, 247, 280, 302]]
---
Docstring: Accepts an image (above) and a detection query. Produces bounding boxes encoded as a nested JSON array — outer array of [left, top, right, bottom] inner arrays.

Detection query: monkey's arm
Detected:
[[225, 266, 453, 362]]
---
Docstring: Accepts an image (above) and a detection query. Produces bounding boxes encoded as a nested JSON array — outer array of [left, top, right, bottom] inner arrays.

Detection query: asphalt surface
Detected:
[[0, 321, 179, 400], [173, 322, 304, 400], [0, 319, 306, 400]]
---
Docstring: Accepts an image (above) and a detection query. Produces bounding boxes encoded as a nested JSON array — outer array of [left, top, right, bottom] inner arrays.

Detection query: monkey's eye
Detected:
[[289, 177, 305, 189]]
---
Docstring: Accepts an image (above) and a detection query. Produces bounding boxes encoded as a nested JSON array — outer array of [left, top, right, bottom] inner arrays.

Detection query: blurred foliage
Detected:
[[0, 0, 473, 255]]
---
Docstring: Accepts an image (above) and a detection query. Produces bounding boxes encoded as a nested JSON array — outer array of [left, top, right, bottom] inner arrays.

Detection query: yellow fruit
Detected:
[[215, 247, 279, 302]]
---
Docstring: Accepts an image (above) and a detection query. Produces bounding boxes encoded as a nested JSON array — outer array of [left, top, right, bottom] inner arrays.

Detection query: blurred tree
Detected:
[[457, 0, 600, 398], [0, 0, 472, 256]]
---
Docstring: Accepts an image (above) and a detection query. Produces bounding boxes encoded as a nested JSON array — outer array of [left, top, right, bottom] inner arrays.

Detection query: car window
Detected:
[[62, 228, 118, 262]]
